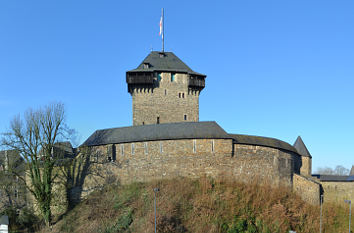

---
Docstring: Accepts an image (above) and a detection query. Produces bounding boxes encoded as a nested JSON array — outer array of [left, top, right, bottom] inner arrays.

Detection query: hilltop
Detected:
[[39, 177, 351, 233]]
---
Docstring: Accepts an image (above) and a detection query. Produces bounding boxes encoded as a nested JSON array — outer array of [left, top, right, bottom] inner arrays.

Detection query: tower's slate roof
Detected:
[[127, 51, 206, 77], [293, 136, 312, 158], [82, 121, 229, 146], [229, 134, 298, 154]]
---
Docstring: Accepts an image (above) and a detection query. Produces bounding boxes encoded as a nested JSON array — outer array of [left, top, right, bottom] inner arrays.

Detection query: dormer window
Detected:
[[159, 52, 166, 58], [143, 63, 150, 69]]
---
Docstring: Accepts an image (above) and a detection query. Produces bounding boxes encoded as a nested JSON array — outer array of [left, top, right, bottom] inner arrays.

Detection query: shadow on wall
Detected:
[[62, 150, 91, 211], [60, 146, 119, 213]]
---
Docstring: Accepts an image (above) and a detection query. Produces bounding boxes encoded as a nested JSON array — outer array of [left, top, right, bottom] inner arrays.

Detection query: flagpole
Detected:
[[162, 8, 164, 52]]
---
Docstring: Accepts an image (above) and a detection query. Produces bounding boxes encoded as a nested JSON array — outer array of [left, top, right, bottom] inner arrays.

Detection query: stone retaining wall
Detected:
[[293, 173, 321, 205], [320, 181, 354, 204]]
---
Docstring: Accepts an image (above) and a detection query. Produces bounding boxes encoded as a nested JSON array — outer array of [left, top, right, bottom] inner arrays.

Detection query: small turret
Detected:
[[294, 136, 312, 176]]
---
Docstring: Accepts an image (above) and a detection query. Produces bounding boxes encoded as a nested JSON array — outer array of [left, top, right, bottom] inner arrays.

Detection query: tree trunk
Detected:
[[39, 200, 52, 227]]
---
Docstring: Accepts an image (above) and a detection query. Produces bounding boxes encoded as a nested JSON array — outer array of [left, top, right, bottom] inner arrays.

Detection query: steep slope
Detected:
[[43, 177, 352, 233]]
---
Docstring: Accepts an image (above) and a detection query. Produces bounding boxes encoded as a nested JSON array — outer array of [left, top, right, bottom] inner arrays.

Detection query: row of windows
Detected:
[[157, 72, 177, 82], [108, 140, 215, 159]]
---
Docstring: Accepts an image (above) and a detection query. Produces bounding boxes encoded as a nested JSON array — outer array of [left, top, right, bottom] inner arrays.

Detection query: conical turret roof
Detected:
[[293, 136, 312, 157]]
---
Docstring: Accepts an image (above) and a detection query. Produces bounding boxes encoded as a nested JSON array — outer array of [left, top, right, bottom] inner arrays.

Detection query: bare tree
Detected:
[[334, 165, 350, 176], [316, 165, 350, 175], [1, 102, 70, 227], [316, 167, 335, 175]]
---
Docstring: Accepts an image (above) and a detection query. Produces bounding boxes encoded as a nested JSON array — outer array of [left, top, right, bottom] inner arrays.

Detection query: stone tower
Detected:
[[294, 136, 312, 176], [126, 51, 206, 126]]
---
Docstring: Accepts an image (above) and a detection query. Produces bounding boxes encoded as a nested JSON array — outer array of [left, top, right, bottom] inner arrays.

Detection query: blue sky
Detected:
[[0, 0, 353, 171]]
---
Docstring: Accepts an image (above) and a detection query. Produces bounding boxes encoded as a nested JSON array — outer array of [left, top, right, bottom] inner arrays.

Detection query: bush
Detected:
[[1, 206, 39, 232]]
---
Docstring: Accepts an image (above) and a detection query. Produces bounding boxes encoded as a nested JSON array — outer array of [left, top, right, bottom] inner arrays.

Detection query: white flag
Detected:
[[159, 15, 163, 39]]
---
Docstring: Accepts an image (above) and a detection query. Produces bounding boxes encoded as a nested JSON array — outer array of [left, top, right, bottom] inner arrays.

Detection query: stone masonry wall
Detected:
[[25, 168, 68, 217], [300, 156, 312, 177], [320, 181, 354, 204], [232, 144, 300, 186], [132, 72, 199, 125], [78, 139, 300, 200], [293, 173, 321, 205], [85, 139, 232, 186]]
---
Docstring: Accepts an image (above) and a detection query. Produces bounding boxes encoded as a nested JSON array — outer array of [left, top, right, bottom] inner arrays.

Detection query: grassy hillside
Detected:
[[42, 177, 352, 233]]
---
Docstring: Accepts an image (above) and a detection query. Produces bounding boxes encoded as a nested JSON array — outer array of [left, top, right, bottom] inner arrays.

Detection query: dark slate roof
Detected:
[[312, 174, 354, 182], [350, 165, 354, 176], [293, 136, 312, 158], [82, 121, 230, 146], [53, 141, 77, 158], [82, 121, 301, 156], [0, 215, 9, 225], [127, 51, 206, 77], [229, 134, 298, 154], [54, 141, 74, 154]]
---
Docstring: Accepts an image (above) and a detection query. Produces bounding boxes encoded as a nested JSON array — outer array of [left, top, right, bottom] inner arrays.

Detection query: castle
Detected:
[[1, 51, 353, 212], [80, 51, 353, 205]]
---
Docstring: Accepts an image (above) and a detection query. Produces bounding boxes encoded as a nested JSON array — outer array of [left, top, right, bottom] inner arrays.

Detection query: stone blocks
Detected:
[[132, 73, 199, 125]]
